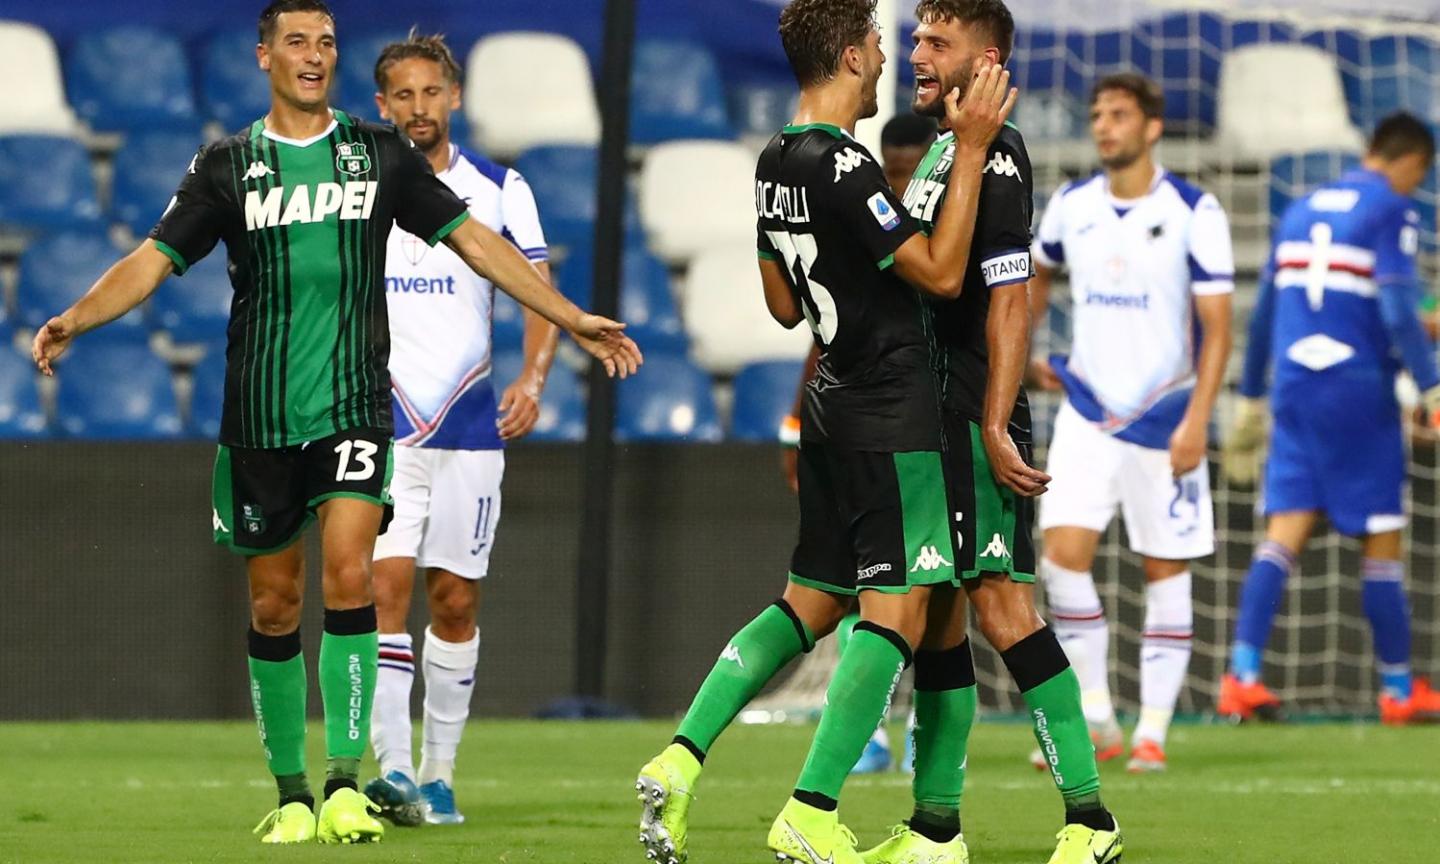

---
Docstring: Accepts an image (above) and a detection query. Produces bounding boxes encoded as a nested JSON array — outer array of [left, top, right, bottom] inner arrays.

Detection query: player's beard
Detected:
[[1099, 139, 1145, 171], [912, 57, 972, 120], [859, 68, 881, 119], [404, 118, 448, 156]]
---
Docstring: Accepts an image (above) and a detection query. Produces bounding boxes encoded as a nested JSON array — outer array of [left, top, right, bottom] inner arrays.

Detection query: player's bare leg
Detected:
[[1036, 527, 1124, 760], [1128, 556, 1192, 772], [366, 555, 424, 826], [1222, 511, 1317, 722], [415, 567, 481, 824]]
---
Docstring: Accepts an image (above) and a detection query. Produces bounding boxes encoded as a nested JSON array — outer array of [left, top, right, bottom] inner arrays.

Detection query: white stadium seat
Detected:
[[465, 33, 601, 159], [0, 21, 79, 135], [640, 141, 755, 265], [1217, 44, 1365, 159], [682, 245, 813, 375]]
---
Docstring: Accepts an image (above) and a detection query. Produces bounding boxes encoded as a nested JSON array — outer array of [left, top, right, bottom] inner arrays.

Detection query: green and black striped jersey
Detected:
[[151, 109, 469, 449]]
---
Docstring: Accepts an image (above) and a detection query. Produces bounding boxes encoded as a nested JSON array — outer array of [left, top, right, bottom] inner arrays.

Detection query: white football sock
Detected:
[[418, 626, 479, 786], [1135, 572, 1194, 747], [1041, 558, 1115, 726], [371, 632, 416, 781]]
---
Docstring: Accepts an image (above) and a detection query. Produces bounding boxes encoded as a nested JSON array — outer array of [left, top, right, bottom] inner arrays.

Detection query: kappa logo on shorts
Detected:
[[982, 533, 1012, 560], [720, 643, 745, 669], [909, 545, 953, 573], [212, 509, 230, 534], [857, 562, 892, 581]]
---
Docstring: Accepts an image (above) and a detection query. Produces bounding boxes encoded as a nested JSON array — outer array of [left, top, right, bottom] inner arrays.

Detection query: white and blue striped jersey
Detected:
[[1033, 168, 1234, 448], [385, 144, 547, 450], [1240, 167, 1437, 400]]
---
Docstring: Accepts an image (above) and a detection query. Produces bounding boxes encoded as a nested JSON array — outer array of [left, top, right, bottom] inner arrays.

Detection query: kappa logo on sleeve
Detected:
[[833, 147, 870, 182], [984, 151, 1020, 178], [867, 192, 902, 231]]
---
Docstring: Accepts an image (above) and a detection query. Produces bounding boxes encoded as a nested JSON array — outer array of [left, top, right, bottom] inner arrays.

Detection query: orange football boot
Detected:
[[1217, 674, 1282, 722], [1126, 739, 1166, 773], [1379, 677, 1440, 726]]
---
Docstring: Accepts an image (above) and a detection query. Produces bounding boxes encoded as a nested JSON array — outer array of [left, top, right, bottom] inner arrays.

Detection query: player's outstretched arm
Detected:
[[443, 219, 642, 378], [892, 61, 1017, 299], [982, 282, 1051, 497], [31, 240, 174, 375]]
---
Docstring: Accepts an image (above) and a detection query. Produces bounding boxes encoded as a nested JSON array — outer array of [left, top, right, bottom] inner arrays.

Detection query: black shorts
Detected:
[[789, 442, 955, 596], [211, 427, 394, 556], [944, 414, 1037, 582]]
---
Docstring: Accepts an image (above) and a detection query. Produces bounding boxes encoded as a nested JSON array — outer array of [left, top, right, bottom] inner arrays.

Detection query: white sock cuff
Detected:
[[1042, 558, 1104, 622], [424, 626, 480, 670]]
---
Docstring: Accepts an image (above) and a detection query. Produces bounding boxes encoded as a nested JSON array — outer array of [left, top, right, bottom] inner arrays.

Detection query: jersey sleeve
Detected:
[[1374, 202, 1421, 286], [1187, 193, 1235, 295], [149, 145, 225, 275], [1031, 184, 1067, 269], [757, 225, 778, 261], [391, 135, 470, 246], [818, 144, 920, 270], [974, 141, 1033, 290], [501, 169, 548, 263], [1238, 250, 1276, 399]]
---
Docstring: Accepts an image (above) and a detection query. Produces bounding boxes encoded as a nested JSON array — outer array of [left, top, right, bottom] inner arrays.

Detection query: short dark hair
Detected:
[[914, 0, 1015, 65], [881, 113, 938, 149], [258, 0, 335, 45], [1091, 72, 1165, 120], [375, 27, 463, 91], [1369, 112, 1437, 164], [777, 0, 878, 89]]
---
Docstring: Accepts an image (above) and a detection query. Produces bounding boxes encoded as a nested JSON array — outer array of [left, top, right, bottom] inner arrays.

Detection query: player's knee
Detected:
[[323, 557, 373, 606], [429, 589, 476, 636], [250, 589, 301, 634]]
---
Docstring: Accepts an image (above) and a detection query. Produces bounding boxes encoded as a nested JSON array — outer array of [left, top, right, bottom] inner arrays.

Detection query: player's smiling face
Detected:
[[856, 27, 886, 120], [258, 11, 337, 111], [377, 57, 460, 154], [1090, 89, 1160, 171], [910, 17, 996, 120]]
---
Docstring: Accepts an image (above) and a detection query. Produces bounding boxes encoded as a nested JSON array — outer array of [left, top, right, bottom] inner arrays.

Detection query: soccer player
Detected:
[[31, 0, 639, 846], [635, 1, 1015, 861], [877, 3, 1121, 862], [1026, 72, 1234, 773], [357, 31, 560, 827], [1220, 112, 1440, 725]]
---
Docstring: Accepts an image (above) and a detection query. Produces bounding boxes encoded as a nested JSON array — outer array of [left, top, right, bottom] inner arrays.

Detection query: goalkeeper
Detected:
[[1221, 112, 1440, 725]]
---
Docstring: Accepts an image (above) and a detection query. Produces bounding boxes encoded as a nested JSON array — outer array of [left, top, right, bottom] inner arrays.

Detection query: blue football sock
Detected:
[[1230, 541, 1294, 684], [1361, 558, 1412, 700]]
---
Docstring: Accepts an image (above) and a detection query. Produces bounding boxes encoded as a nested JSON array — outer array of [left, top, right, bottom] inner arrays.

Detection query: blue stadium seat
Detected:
[[111, 127, 207, 237], [557, 245, 686, 355], [67, 27, 198, 131], [730, 359, 805, 442], [615, 355, 721, 442], [512, 146, 641, 251], [0, 136, 102, 231], [150, 252, 233, 343], [201, 29, 272, 130], [1268, 151, 1360, 222], [189, 345, 226, 439], [0, 348, 48, 438], [491, 350, 586, 442], [1358, 35, 1437, 131], [491, 290, 524, 353], [629, 39, 733, 144], [55, 342, 181, 439], [17, 231, 147, 333]]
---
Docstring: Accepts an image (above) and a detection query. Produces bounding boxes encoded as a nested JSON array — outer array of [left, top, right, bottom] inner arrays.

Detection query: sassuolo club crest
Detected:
[[336, 141, 371, 177]]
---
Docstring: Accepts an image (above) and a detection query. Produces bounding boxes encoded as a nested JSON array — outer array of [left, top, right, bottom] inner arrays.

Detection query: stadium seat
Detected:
[[558, 245, 686, 355], [150, 252, 233, 343], [0, 136, 102, 232], [1358, 34, 1437, 131], [1268, 151, 1361, 223], [0, 21, 79, 135], [1217, 44, 1365, 158], [727, 82, 795, 140], [0, 348, 47, 438], [188, 345, 226, 439], [54, 342, 181, 439], [17, 231, 145, 333], [335, 30, 409, 118], [491, 290, 525, 353], [111, 127, 207, 238], [465, 33, 601, 159], [682, 245, 813, 375], [615, 354, 721, 443], [629, 39, 733, 144], [512, 146, 641, 252], [639, 141, 755, 265], [730, 359, 806, 442], [491, 350, 586, 442], [67, 27, 198, 132], [201, 29, 273, 130]]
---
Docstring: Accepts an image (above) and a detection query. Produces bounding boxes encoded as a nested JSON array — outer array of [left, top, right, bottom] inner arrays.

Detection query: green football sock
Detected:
[[675, 600, 814, 757], [910, 639, 978, 840], [1002, 627, 1103, 812], [795, 623, 911, 803], [835, 612, 860, 656], [247, 628, 311, 805], [319, 606, 378, 792]]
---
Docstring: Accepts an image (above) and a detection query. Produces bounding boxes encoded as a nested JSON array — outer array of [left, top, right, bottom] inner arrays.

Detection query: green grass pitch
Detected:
[[3, 719, 1437, 862]]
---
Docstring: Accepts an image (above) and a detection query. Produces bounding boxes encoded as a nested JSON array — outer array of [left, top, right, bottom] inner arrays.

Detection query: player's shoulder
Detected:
[[1051, 171, 1104, 208], [982, 124, 1030, 185], [1157, 171, 1220, 212], [992, 123, 1030, 162], [452, 144, 513, 191]]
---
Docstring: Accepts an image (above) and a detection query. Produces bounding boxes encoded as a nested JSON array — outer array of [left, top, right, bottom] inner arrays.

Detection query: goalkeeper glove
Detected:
[[1221, 397, 1268, 488]]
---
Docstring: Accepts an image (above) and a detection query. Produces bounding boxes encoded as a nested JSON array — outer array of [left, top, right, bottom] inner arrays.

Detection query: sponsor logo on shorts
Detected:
[[909, 545, 953, 573], [242, 504, 266, 536], [982, 533, 1012, 560], [857, 562, 893, 581], [720, 643, 745, 669]]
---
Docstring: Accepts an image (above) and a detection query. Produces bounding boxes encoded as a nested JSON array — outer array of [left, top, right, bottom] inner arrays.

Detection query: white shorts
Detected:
[[1038, 400, 1215, 560], [373, 447, 504, 580]]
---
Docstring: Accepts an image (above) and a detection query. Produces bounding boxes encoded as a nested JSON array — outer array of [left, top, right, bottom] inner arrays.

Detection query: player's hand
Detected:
[[1221, 397, 1268, 487], [946, 60, 1018, 155], [1025, 357, 1062, 391], [497, 372, 544, 440], [1169, 415, 1207, 478], [982, 425, 1050, 497], [32, 314, 78, 376], [570, 313, 643, 378]]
